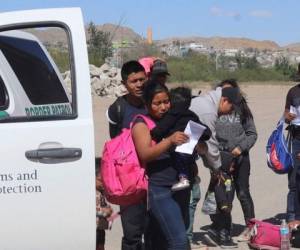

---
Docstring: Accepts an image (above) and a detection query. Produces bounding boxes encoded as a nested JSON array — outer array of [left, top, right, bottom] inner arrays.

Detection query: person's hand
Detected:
[[211, 168, 222, 182], [97, 205, 113, 218], [229, 162, 235, 172], [285, 112, 296, 122], [168, 131, 189, 146], [288, 220, 300, 230], [196, 142, 208, 155], [231, 147, 242, 157]]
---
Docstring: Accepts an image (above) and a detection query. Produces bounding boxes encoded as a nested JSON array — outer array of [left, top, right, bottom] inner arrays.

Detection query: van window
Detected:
[[0, 75, 8, 109], [0, 34, 68, 105], [0, 26, 74, 121]]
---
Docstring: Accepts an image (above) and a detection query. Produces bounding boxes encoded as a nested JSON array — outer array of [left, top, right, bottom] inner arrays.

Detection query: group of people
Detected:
[[96, 59, 300, 250], [95, 57, 261, 250]]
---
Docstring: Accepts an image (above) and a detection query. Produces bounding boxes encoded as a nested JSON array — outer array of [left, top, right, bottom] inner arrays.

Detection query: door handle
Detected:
[[25, 147, 82, 164]]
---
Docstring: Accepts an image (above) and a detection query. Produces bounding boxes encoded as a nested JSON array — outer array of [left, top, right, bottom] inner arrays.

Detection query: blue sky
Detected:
[[0, 0, 298, 46]]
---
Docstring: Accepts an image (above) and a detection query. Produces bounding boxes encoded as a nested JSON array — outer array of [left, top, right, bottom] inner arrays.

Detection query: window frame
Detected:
[[0, 21, 78, 123]]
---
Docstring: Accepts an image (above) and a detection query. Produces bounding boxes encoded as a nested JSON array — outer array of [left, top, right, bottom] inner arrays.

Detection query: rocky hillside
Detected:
[[156, 36, 280, 51], [27, 23, 143, 46], [93, 23, 143, 42], [26, 24, 299, 51], [284, 43, 300, 52]]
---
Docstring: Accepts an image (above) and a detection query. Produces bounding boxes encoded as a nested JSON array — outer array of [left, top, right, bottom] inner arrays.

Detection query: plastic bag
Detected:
[[201, 191, 217, 215]]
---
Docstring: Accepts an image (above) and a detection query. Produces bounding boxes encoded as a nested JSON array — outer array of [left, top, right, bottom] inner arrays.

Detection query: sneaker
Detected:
[[207, 227, 219, 238], [202, 233, 218, 247], [236, 227, 251, 242], [171, 178, 190, 191], [219, 238, 238, 249], [202, 228, 219, 247], [189, 240, 209, 249]]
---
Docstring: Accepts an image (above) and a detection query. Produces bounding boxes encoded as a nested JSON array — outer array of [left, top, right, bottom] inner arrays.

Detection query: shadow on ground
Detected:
[[199, 223, 245, 237]]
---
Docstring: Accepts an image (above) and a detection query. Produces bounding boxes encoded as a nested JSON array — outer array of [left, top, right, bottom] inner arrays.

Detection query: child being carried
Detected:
[[150, 87, 211, 191]]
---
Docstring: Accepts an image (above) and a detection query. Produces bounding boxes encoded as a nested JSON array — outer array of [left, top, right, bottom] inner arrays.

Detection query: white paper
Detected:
[[290, 105, 300, 125], [175, 120, 207, 155]]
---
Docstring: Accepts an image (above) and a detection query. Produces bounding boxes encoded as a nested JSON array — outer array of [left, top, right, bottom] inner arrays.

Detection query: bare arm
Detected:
[[132, 122, 188, 163], [284, 108, 296, 123]]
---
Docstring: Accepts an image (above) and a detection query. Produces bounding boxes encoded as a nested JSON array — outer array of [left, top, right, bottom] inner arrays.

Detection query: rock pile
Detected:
[[63, 63, 127, 97]]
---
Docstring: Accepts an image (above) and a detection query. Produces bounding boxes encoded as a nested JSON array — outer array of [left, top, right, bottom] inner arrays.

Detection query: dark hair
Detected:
[[170, 87, 192, 110], [218, 79, 253, 124], [142, 80, 169, 106], [121, 60, 145, 81]]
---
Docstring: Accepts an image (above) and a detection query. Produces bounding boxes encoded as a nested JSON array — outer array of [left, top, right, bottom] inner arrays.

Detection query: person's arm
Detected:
[[106, 99, 122, 139], [233, 118, 257, 155], [284, 89, 296, 123], [199, 113, 222, 171], [132, 122, 188, 164]]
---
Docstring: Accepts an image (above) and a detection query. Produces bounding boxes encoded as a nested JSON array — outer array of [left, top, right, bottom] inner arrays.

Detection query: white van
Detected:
[[0, 8, 95, 250]]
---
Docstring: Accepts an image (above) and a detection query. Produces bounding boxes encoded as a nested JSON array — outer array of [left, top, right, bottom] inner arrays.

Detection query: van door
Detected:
[[0, 8, 95, 250]]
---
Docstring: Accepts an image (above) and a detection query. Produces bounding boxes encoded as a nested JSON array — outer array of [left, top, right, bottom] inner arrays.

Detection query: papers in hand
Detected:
[[175, 120, 206, 155], [290, 106, 300, 125]]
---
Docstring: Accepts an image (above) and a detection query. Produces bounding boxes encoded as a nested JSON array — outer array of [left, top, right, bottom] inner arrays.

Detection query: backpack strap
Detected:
[[130, 114, 156, 130], [115, 96, 126, 133]]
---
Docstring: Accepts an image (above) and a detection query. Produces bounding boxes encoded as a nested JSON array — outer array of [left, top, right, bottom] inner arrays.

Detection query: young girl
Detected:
[[95, 160, 113, 250], [216, 79, 257, 242]]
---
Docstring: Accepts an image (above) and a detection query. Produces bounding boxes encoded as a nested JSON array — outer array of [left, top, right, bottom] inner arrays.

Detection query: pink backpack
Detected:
[[101, 115, 155, 206], [247, 219, 281, 250]]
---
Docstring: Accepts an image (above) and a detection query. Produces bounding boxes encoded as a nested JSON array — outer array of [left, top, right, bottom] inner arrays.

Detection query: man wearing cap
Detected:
[[190, 86, 241, 248], [150, 59, 170, 85]]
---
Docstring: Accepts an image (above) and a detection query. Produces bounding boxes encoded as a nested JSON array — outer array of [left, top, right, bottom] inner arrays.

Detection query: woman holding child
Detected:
[[131, 81, 191, 250]]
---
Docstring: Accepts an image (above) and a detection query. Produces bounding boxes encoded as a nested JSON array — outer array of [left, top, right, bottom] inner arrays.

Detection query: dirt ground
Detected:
[[93, 84, 296, 250]]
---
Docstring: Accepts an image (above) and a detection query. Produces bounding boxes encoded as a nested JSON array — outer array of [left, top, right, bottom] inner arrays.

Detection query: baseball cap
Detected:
[[221, 87, 242, 113], [151, 60, 170, 76]]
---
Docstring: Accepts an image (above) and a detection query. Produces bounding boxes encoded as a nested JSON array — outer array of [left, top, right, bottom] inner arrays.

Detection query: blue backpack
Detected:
[[266, 118, 293, 174]]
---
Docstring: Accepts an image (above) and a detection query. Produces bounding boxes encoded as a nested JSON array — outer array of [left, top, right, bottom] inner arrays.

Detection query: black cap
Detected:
[[221, 87, 242, 113], [151, 60, 170, 76]]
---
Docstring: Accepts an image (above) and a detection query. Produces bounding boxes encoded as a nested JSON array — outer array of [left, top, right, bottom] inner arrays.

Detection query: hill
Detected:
[[94, 23, 143, 42], [26, 23, 143, 47], [284, 43, 300, 52], [156, 36, 280, 50], [25, 24, 300, 52]]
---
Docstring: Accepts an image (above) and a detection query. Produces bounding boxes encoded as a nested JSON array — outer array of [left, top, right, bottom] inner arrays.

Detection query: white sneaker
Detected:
[[171, 178, 190, 191]]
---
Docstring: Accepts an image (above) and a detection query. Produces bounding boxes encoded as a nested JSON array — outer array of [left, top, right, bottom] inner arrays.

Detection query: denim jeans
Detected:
[[148, 184, 189, 250], [287, 138, 300, 222], [186, 176, 201, 242]]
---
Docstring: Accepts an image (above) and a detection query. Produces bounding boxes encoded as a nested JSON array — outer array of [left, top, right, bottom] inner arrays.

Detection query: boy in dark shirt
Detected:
[[150, 87, 211, 191]]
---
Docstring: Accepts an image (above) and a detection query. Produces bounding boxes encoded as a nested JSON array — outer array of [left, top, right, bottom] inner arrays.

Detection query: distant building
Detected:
[[147, 27, 153, 45]]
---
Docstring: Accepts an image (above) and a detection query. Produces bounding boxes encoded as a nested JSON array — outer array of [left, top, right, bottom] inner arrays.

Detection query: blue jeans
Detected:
[[148, 184, 189, 250], [186, 176, 201, 242], [287, 138, 300, 222]]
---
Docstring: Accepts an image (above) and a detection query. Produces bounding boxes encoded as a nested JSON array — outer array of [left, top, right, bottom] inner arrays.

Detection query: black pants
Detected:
[[210, 152, 254, 235], [232, 152, 255, 224], [120, 202, 147, 250]]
